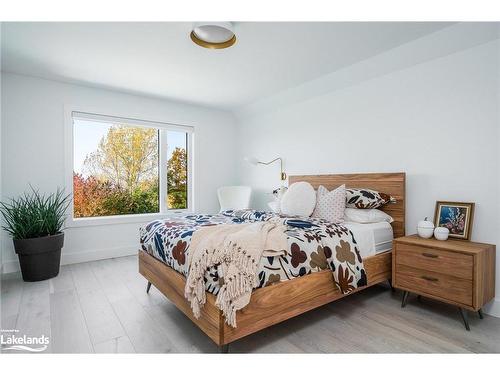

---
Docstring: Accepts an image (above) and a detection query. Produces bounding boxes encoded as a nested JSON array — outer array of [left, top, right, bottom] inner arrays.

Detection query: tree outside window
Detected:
[[72, 116, 189, 218]]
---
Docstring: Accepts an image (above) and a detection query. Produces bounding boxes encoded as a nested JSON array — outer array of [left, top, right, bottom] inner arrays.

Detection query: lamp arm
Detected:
[[257, 157, 281, 166], [258, 157, 286, 181]]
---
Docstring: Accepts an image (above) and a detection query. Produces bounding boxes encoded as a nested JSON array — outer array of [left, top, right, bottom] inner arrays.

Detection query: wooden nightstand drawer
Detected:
[[396, 264, 472, 306], [396, 243, 473, 280]]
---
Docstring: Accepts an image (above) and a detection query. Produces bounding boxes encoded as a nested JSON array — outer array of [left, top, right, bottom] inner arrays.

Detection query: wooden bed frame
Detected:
[[139, 172, 406, 352]]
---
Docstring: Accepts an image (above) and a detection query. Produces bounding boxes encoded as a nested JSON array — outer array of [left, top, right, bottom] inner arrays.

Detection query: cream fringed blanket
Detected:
[[184, 222, 287, 327]]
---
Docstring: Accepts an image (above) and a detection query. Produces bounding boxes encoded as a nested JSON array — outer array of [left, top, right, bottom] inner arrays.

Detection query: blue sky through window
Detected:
[[73, 119, 187, 176]]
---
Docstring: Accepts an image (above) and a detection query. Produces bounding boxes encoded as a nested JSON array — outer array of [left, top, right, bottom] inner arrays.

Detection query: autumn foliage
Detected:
[[167, 147, 188, 209], [73, 173, 159, 217]]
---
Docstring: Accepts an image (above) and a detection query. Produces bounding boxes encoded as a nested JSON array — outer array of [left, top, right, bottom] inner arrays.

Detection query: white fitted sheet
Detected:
[[344, 221, 393, 259]]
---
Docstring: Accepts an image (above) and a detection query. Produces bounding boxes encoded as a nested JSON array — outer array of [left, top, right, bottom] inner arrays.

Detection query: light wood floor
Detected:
[[1, 255, 500, 353]]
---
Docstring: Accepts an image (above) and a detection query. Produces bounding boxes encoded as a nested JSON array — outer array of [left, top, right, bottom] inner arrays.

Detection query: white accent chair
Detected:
[[217, 186, 252, 212]]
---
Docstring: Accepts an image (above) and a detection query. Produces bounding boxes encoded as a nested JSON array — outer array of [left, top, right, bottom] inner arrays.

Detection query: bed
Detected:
[[138, 172, 405, 352]]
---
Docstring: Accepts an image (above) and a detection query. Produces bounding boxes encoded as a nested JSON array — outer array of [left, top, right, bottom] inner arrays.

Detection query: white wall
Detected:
[[1, 73, 238, 272], [236, 40, 500, 314], [0, 23, 3, 274], [497, 31, 500, 317]]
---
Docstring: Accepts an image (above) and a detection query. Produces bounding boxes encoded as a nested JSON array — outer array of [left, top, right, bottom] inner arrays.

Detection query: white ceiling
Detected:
[[1, 22, 454, 110]]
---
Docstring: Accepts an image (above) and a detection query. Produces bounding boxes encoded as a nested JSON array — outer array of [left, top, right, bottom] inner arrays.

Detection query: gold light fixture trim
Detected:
[[190, 22, 236, 50], [190, 31, 236, 49]]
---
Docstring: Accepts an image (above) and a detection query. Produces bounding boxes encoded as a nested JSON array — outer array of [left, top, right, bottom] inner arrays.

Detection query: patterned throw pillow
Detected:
[[345, 188, 396, 209], [312, 184, 346, 223]]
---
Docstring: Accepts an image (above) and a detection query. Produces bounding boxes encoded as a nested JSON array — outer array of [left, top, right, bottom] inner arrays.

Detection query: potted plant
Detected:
[[0, 187, 70, 281]]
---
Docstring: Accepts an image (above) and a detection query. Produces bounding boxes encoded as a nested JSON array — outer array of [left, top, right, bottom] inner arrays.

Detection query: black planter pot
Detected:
[[13, 232, 64, 282]]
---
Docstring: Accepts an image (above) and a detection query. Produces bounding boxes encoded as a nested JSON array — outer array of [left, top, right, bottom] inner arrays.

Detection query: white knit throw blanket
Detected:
[[184, 221, 287, 327]]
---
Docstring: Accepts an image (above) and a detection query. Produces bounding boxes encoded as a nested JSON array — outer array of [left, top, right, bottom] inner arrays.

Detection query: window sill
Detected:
[[66, 210, 192, 228]]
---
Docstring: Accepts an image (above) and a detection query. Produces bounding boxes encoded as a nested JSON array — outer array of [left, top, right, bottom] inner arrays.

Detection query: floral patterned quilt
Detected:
[[140, 210, 367, 295]]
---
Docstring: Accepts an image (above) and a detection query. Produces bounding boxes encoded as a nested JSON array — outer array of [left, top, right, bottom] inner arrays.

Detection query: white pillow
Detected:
[[280, 182, 316, 217], [344, 208, 394, 224], [312, 184, 346, 223]]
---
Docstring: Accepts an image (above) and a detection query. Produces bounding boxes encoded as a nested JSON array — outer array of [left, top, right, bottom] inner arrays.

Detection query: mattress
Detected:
[[344, 221, 393, 258]]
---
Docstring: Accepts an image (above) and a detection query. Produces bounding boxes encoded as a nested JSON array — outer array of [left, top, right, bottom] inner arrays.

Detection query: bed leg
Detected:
[[218, 344, 229, 353], [146, 281, 152, 294]]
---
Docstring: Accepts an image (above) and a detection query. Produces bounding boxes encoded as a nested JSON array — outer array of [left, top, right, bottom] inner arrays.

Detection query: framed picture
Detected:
[[434, 201, 475, 240]]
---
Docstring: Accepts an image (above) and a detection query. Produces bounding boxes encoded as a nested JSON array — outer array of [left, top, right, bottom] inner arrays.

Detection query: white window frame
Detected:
[[64, 108, 194, 227]]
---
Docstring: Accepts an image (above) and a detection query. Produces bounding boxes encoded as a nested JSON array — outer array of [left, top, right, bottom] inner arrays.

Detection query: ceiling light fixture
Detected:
[[190, 22, 236, 49]]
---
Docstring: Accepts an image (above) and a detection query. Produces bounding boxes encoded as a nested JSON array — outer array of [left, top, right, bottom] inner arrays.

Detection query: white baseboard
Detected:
[[2, 260, 20, 274], [1, 245, 138, 274], [483, 298, 500, 318]]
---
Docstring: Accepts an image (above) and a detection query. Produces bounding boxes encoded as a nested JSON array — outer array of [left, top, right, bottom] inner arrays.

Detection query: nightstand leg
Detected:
[[146, 281, 152, 294], [387, 279, 395, 292], [401, 291, 409, 308], [478, 309, 484, 319], [417, 295, 422, 302], [459, 308, 470, 331]]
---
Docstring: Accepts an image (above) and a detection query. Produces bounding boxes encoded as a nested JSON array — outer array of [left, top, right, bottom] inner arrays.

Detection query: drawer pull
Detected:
[[422, 252, 438, 258], [421, 275, 439, 282]]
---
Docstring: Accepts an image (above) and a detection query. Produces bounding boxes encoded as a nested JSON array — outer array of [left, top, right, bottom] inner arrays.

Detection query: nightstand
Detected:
[[392, 235, 496, 330]]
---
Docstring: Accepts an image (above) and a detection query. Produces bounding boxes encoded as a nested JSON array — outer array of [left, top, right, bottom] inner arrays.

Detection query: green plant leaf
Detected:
[[0, 186, 71, 239]]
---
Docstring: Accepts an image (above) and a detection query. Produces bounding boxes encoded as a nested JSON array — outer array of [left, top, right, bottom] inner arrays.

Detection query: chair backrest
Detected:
[[217, 186, 252, 211]]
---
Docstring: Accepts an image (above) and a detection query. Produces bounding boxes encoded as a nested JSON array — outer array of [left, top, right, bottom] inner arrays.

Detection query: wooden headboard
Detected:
[[289, 172, 406, 238]]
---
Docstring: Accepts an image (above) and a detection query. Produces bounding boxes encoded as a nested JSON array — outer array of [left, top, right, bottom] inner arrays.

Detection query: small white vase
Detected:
[[417, 218, 435, 239], [434, 227, 449, 241]]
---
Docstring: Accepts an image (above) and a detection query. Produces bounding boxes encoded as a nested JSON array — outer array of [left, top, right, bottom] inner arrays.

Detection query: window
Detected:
[[70, 112, 192, 221]]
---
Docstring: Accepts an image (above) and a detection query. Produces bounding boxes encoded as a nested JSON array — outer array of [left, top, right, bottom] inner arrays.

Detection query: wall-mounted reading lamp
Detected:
[[244, 156, 287, 181]]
